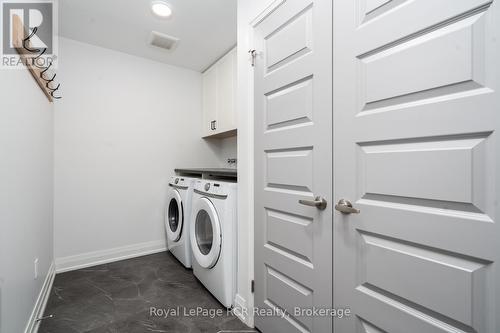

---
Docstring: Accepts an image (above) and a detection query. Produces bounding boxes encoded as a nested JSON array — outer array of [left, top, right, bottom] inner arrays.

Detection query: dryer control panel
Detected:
[[194, 181, 236, 198]]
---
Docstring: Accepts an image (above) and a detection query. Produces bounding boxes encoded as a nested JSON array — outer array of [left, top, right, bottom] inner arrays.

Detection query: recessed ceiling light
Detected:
[[151, 1, 172, 18]]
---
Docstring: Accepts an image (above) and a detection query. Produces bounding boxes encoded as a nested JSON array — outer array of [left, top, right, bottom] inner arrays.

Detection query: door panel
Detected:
[[265, 9, 312, 69], [334, 1, 500, 333], [266, 78, 313, 129], [254, 0, 332, 332], [266, 148, 314, 191]]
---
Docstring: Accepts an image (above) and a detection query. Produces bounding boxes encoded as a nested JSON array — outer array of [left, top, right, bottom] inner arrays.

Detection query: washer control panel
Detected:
[[169, 176, 189, 187]]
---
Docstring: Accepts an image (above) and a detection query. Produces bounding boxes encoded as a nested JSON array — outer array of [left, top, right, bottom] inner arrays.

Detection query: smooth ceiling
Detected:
[[59, 0, 237, 71]]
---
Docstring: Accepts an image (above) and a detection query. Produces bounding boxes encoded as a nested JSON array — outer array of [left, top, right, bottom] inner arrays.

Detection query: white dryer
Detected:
[[165, 176, 198, 268], [190, 180, 237, 308]]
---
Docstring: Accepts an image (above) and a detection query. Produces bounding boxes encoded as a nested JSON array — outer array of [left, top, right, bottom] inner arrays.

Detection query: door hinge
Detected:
[[248, 49, 257, 67], [251, 280, 255, 293]]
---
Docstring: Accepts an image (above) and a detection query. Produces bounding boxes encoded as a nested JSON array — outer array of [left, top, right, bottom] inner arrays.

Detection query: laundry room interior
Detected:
[[1, 0, 500, 333]]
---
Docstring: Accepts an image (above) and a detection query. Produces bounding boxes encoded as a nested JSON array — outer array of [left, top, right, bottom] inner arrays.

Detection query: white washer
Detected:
[[190, 179, 237, 308], [165, 176, 198, 268]]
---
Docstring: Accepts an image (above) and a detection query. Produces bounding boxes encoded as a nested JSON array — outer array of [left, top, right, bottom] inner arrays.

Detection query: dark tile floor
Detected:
[[39, 252, 254, 333]]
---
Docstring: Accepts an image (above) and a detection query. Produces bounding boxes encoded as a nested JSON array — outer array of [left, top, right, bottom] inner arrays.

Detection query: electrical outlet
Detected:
[[34, 258, 39, 280]]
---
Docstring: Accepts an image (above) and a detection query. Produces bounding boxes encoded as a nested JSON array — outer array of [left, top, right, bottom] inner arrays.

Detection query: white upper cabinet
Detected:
[[202, 47, 237, 138], [202, 65, 218, 136]]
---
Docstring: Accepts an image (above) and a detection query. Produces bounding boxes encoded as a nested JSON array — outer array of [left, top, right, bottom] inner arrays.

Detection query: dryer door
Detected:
[[165, 188, 184, 242], [190, 197, 221, 269]]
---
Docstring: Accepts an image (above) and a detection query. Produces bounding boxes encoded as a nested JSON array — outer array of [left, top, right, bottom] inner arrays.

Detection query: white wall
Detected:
[[212, 136, 238, 169], [54, 38, 226, 270], [235, 0, 275, 327], [0, 70, 54, 332]]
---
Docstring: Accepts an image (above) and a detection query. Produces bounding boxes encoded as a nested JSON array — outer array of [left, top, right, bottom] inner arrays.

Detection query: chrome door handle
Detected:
[[299, 196, 327, 210], [335, 199, 360, 214]]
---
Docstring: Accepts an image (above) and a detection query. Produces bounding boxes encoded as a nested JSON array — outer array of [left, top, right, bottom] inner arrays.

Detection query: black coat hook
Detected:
[[42, 72, 56, 83], [40, 62, 53, 80], [47, 82, 62, 99], [47, 83, 60, 92], [33, 47, 47, 69], [50, 88, 62, 99], [44, 75, 57, 88], [22, 27, 41, 53]]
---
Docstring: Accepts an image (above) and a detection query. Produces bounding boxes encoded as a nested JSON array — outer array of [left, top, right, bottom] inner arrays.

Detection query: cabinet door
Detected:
[[202, 65, 217, 136], [215, 48, 236, 132]]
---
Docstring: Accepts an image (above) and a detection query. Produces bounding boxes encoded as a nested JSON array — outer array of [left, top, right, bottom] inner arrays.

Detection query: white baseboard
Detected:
[[55, 240, 167, 273], [234, 293, 250, 325], [25, 261, 56, 333]]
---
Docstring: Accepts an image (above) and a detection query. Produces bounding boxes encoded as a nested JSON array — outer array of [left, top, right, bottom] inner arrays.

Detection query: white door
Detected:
[[254, 0, 333, 332], [333, 1, 500, 332]]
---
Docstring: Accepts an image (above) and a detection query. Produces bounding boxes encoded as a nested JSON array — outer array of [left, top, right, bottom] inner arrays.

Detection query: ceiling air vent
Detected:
[[149, 31, 179, 51]]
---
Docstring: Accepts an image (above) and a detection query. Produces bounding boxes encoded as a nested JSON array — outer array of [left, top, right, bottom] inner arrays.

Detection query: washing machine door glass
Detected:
[[191, 197, 221, 269], [165, 189, 183, 242], [168, 199, 180, 232]]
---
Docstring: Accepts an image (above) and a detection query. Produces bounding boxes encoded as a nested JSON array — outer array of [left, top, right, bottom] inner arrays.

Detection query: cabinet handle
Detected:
[[214, 120, 217, 130]]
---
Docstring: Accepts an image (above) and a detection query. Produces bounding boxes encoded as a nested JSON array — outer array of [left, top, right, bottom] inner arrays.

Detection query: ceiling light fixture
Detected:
[[151, 1, 172, 18]]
